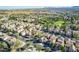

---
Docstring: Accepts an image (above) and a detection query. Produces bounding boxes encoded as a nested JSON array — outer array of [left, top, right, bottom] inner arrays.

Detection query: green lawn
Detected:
[[54, 20, 65, 28]]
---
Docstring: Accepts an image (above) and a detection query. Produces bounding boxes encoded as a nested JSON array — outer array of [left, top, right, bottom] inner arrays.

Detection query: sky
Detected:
[[0, 0, 78, 6], [0, 0, 79, 9]]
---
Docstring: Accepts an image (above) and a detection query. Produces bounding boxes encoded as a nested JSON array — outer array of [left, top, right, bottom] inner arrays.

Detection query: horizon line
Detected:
[[0, 6, 78, 10]]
